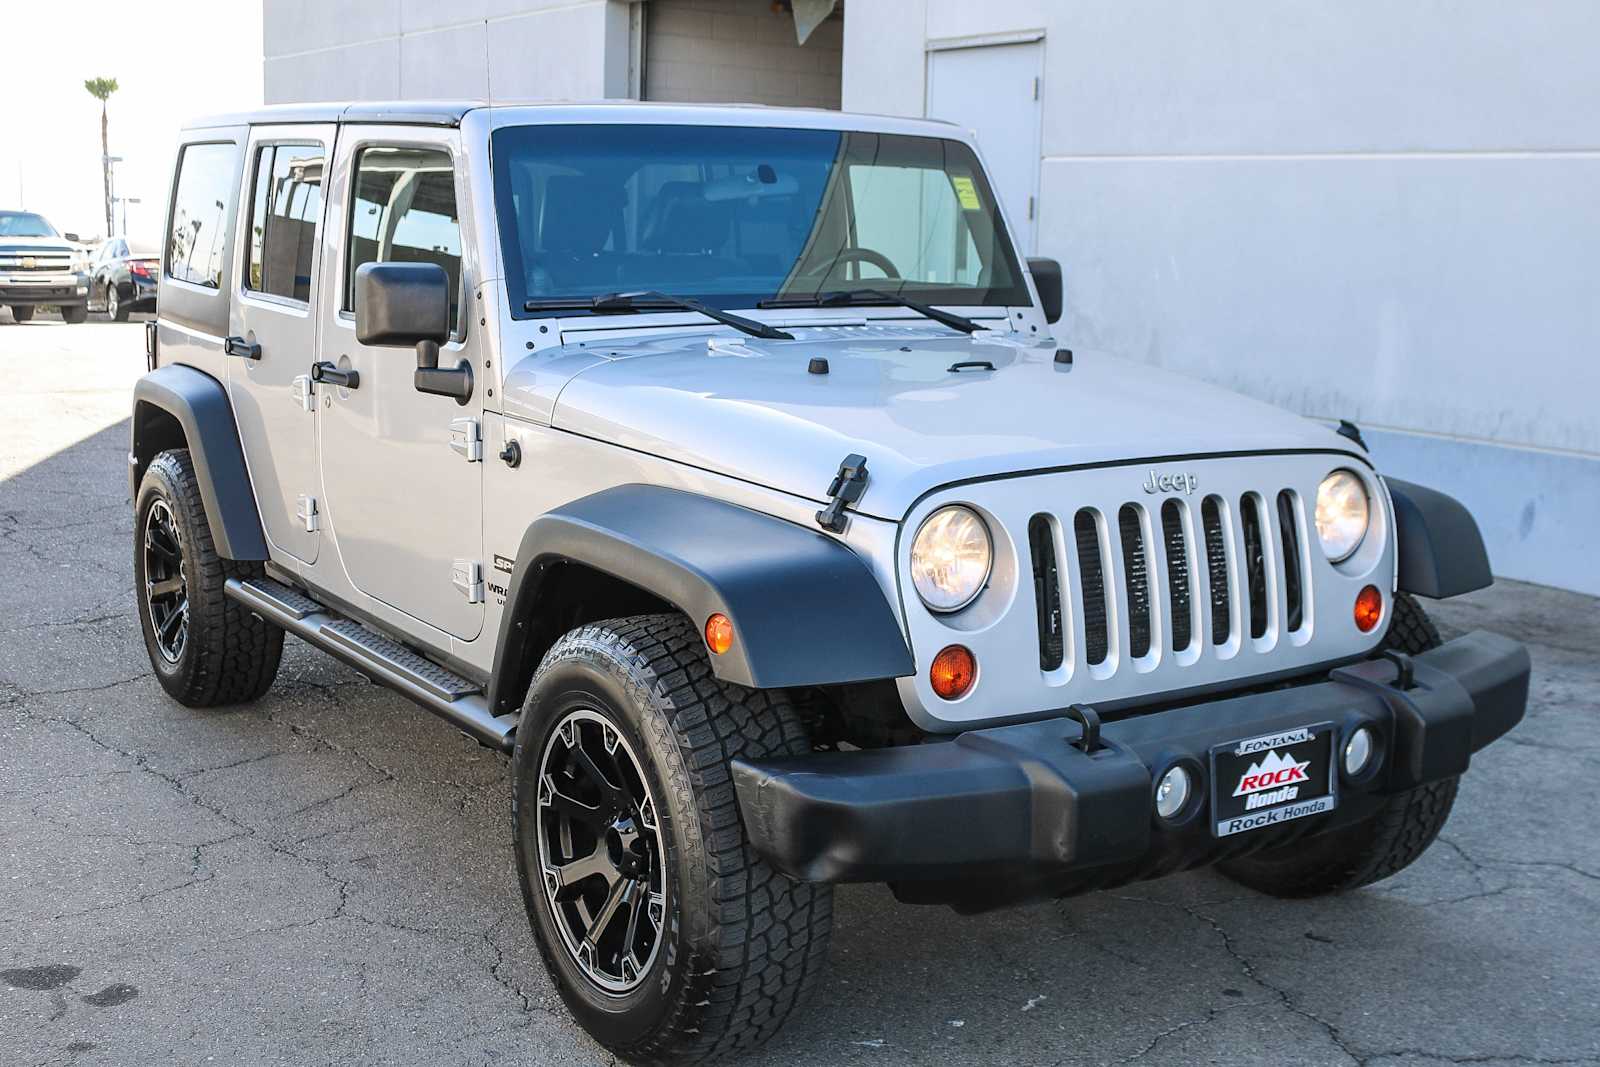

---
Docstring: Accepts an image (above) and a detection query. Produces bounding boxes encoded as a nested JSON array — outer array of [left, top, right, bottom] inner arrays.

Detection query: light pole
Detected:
[[116, 196, 142, 236], [106, 156, 124, 237]]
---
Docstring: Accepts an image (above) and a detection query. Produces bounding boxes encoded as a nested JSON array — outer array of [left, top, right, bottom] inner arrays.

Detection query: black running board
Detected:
[[225, 577, 517, 751]]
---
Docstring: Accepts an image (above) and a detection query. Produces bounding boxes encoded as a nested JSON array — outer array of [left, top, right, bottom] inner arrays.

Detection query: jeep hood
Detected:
[[510, 325, 1357, 521]]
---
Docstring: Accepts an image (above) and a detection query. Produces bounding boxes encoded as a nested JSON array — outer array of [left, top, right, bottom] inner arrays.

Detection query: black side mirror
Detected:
[[1027, 257, 1063, 325], [355, 262, 471, 404]]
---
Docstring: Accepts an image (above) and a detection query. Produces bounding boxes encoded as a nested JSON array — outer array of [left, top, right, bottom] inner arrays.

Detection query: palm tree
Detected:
[[84, 77, 119, 237]]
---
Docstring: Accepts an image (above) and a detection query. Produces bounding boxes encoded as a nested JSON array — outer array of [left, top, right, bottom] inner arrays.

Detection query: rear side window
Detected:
[[245, 143, 325, 302], [166, 142, 237, 289], [345, 146, 461, 332]]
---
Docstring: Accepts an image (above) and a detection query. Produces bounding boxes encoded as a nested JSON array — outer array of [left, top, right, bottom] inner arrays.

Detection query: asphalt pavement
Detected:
[[3, 312, 1597, 1066]]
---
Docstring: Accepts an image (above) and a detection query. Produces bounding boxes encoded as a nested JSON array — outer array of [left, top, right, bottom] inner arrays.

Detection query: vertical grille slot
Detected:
[[1201, 495, 1231, 646], [1118, 505, 1152, 659], [1241, 494, 1268, 640], [1029, 515, 1064, 670], [1074, 509, 1109, 666], [1161, 500, 1192, 652], [1277, 490, 1305, 633]]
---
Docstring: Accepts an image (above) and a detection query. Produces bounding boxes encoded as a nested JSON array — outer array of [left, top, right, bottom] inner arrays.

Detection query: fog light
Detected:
[[1354, 585, 1383, 633], [929, 645, 976, 700], [1344, 726, 1375, 777], [1155, 766, 1192, 820]]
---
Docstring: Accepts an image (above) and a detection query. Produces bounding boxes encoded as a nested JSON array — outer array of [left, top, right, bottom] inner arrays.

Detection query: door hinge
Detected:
[[296, 494, 319, 533], [293, 374, 315, 412], [452, 559, 484, 603], [815, 453, 869, 534], [1033, 76, 1040, 101], [1028, 195, 1036, 220], [449, 417, 483, 462]]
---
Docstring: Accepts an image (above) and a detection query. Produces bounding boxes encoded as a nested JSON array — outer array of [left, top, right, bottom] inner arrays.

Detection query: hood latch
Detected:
[[815, 454, 869, 534]]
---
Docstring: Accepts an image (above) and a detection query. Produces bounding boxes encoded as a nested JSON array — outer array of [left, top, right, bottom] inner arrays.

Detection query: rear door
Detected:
[[316, 126, 485, 640], [227, 125, 335, 564]]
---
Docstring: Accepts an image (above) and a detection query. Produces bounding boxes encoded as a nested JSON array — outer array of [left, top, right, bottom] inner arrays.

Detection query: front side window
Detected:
[[166, 142, 237, 289], [345, 146, 461, 332], [245, 142, 325, 302], [490, 124, 1029, 316]]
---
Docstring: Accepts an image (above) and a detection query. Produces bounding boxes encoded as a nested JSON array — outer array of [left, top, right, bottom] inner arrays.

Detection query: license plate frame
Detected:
[[1210, 723, 1338, 838]]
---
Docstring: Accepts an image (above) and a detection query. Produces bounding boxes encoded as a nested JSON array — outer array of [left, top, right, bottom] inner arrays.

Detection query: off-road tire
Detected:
[[512, 614, 832, 1064], [134, 449, 283, 705], [1217, 592, 1458, 898], [10, 304, 34, 322], [61, 304, 88, 324]]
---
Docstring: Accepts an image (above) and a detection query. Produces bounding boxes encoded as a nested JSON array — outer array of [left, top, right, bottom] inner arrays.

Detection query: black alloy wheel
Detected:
[[534, 707, 666, 994]]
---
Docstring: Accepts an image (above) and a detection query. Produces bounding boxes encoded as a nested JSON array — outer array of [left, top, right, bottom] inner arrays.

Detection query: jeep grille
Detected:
[[895, 453, 1393, 728], [1035, 491, 1314, 673]]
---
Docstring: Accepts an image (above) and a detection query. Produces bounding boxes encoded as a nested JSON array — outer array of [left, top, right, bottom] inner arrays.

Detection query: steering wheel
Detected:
[[799, 246, 901, 284]]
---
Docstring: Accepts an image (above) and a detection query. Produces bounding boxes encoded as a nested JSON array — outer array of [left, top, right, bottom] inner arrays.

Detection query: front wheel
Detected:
[[10, 304, 34, 323], [107, 284, 128, 322], [512, 614, 832, 1063], [61, 304, 88, 324]]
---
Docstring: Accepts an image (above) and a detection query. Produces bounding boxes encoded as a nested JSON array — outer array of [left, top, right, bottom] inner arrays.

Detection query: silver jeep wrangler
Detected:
[[131, 102, 1529, 1062]]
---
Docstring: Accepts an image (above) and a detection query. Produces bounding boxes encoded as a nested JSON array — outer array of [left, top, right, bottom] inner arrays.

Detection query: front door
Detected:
[[228, 125, 334, 564], [316, 128, 485, 640], [927, 40, 1045, 254]]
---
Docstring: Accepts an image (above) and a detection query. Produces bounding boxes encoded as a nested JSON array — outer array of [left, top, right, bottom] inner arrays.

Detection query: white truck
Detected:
[[131, 102, 1528, 1062]]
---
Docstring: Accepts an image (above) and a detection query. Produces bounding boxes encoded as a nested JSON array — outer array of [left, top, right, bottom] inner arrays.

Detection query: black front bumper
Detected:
[[732, 631, 1529, 911]]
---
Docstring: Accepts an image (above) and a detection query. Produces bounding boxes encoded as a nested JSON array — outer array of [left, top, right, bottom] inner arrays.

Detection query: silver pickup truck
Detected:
[[130, 101, 1528, 1063], [1, 210, 90, 323]]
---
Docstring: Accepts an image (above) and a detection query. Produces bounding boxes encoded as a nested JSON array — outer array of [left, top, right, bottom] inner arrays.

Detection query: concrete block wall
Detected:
[[845, 0, 1600, 595], [643, 0, 841, 108]]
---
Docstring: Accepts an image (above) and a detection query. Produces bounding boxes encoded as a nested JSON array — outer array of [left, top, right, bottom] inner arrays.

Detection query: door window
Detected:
[[245, 143, 325, 302], [344, 146, 462, 333], [166, 142, 237, 289]]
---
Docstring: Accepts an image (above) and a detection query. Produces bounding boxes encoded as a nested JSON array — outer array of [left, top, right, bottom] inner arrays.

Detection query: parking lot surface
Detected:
[[3, 315, 1598, 1066]]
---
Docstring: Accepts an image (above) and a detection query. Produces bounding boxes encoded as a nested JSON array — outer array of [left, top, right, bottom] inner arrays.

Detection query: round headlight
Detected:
[[1315, 469, 1370, 562], [910, 506, 992, 612]]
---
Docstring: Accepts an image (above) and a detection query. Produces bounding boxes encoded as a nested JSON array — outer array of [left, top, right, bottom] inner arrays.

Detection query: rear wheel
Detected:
[[10, 304, 34, 322], [1217, 593, 1458, 897], [512, 614, 832, 1063], [107, 284, 128, 322], [134, 449, 283, 706]]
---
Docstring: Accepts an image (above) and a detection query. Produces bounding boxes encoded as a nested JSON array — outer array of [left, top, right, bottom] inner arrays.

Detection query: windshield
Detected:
[[491, 124, 1030, 317], [0, 211, 60, 238]]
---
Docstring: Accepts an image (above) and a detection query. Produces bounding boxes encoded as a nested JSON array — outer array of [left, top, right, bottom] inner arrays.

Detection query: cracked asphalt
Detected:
[[3, 314, 1598, 1066]]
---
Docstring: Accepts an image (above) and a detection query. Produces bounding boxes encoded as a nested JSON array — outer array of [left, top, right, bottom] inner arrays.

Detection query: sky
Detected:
[[0, 1, 263, 245]]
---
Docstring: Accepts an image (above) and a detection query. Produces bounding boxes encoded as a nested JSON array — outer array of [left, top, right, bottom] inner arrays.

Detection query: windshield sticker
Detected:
[[951, 176, 982, 212]]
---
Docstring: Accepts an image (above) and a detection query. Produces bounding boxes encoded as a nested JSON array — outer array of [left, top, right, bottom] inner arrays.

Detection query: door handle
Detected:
[[311, 361, 359, 389], [224, 335, 261, 360]]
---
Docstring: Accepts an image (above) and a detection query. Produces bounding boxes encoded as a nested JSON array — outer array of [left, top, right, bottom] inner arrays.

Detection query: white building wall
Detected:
[[845, 0, 1600, 596], [263, 0, 634, 104]]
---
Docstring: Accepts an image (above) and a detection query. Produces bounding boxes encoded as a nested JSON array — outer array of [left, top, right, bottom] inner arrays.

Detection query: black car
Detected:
[[88, 236, 159, 321]]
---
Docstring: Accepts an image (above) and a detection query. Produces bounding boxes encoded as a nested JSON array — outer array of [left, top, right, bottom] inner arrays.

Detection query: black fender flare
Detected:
[[130, 364, 268, 561], [1384, 477, 1492, 599], [487, 485, 915, 714]]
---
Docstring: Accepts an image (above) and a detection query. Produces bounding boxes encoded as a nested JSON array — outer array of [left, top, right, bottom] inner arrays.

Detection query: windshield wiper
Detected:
[[758, 288, 983, 334], [523, 290, 793, 341]]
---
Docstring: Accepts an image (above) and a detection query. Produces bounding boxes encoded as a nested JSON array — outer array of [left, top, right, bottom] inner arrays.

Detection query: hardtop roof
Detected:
[[181, 100, 960, 136]]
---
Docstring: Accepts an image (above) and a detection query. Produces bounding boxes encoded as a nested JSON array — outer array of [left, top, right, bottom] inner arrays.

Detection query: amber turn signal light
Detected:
[[930, 644, 977, 700], [704, 613, 734, 655], [1354, 585, 1383, 633]]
